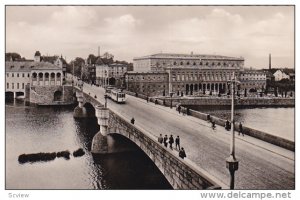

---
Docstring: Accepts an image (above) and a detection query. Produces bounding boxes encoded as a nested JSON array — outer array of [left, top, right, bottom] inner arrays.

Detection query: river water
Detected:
[[5, 100, 172, 189], [189, 106, 294, 141]]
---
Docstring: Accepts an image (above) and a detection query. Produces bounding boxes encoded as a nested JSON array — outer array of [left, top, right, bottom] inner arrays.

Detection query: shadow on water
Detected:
[[92, 135, 173, 189]]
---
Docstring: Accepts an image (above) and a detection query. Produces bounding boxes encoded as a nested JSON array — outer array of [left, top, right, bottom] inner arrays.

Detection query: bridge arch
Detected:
[[83, 102, 96, 117], [54, 90, 63, 101]]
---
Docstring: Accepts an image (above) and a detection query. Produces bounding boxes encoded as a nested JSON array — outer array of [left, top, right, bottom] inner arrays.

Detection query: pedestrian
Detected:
[[238, 122, 244, 136], [179, 147, 186, 159], [169, 135, 174, 149], [163, 135, 168, 147], [175, 136, 180, 150], [94, 95, 97, 99], [211, 121, 216, 130], [131, 117, 135, 124], [155, 99, 158, 105], [178, 105, 181, 114], [207, 114, 211, 122], [225, 119, 230, 131], [158, 134, 163, 144], [147, 96, 149, 103]]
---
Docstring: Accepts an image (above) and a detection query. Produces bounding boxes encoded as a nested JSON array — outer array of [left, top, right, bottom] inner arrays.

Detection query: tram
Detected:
[[110, 89, 126, 103]]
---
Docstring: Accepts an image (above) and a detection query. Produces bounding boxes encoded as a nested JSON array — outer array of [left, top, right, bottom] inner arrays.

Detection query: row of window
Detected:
[[6, 82, 25, 90], [241, 78, 266, 80], [7, 73, 30, 78], [156, 61, 240, 67]]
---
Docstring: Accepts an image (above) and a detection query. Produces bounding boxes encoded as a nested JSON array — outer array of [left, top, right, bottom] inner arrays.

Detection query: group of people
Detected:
[[225, 119, 244, 136], [158, 134, 186, 159]]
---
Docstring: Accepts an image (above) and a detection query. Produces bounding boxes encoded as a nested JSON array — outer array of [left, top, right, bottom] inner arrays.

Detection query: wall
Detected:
[[30, 85, 74, 105], [188, 109, 295, 151], [159, 97, 295, 107]]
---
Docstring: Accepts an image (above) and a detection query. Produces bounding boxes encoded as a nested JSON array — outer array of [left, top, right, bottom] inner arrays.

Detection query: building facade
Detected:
[[129, 53, 244, 96], [239, 70, 267, 92], [96, 63, 127, 88], [125, 71, 169, 96], [273, 70, 290, 81]]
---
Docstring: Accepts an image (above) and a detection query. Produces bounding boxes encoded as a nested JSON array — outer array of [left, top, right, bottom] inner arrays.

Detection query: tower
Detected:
[[269, 53, 271, 70], [34, 51, 41, 62]]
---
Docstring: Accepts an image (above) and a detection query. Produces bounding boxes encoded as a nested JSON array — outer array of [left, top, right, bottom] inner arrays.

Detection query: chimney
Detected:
[[269, 53, 271, 70]]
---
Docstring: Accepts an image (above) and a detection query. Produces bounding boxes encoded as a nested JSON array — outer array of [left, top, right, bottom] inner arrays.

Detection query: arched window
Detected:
[[206, 62, 209, 66], [32, 72, 37, 78], [57, 73, 61, 78], [51, 72, 55, 79], [193, 62, 196, 65], [173, 62, 177, 65], [180, 62, 183, 65], [45, 73, 49, 79], [38, 73, 43, 78], [200, 62, 203, 65], [187, 62, 190, 65]]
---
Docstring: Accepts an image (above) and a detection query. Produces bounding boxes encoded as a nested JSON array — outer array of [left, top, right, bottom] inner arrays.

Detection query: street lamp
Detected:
[[225, 71, 239, 189], [104, 94, 108, 108]]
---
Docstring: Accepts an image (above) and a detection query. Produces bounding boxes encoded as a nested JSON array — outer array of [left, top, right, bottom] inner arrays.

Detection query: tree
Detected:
[[87, 54, 98, 64], [6, 52, 22, 61], [70, 57, 85, 77]]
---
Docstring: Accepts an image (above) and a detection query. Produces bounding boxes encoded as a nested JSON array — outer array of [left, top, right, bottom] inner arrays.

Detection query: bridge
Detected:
[[73, 83, 294, 190]]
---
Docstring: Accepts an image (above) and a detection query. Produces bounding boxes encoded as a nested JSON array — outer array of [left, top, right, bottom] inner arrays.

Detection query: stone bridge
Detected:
[[73, 89, 225, 189]]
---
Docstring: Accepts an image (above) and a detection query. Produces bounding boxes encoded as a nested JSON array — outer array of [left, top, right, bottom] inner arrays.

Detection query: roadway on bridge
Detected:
[[83, 84, 294, 189]]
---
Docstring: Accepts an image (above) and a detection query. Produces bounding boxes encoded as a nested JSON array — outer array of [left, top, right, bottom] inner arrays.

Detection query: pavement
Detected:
[[82, 84, 295, 189]]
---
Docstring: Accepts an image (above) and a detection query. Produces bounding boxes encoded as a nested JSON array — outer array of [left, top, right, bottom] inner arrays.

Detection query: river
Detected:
[[5, 100, 172, 189], [188, 106, 294, 141]]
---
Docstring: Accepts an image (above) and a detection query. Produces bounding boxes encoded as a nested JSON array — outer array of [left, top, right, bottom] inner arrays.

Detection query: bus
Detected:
[[110, 89, 126, 103]]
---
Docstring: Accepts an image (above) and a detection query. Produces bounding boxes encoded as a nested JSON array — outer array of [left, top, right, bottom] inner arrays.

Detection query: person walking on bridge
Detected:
[[169, 135, 174, 149], [158, 134, 163, 144], [131, 117, 135, 125], [238, 122, 244, 136], [163, 135, 168, 147], [179, 147, 186, 159], [175, 136, 180, 150]]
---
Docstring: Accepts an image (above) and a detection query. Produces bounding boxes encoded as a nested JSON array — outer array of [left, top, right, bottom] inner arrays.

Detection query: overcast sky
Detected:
[[6, 6, 294, 68]]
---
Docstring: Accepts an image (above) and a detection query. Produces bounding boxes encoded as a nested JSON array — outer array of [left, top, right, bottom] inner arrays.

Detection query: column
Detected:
[[91, 105, 109, 154], [55, 73, 57, 86], [73, 91, 87, 118]]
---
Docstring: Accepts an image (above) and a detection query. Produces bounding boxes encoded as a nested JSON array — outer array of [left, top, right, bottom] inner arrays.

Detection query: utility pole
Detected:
[[226, 71, 239, 189]]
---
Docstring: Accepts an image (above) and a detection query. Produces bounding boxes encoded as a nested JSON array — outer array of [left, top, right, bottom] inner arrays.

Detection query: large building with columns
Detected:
[[127, 53, 245, 96]]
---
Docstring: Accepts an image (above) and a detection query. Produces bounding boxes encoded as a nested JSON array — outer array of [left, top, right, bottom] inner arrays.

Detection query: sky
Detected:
[[5, 6, 294, 68]]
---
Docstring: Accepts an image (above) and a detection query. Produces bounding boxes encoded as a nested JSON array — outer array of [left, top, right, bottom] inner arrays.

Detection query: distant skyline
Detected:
[[6, 6, 294, 68]]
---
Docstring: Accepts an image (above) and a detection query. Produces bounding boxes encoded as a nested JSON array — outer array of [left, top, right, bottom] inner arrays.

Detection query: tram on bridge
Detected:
[[105, 87, 126, 103]]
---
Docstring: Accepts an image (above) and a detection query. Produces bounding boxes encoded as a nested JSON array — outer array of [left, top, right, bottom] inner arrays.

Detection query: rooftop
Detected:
[[133, 53, 244, 61], [6, 61, 62, 72]]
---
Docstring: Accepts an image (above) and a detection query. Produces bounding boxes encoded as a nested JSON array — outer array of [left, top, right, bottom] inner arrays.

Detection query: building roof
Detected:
[[6, 61, 62, 72], [133, 53, 244, 61], [34, 51, 41, 56]]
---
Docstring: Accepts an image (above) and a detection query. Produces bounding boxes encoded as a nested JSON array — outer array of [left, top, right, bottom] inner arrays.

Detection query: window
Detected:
[[22, 83, 25, 89], [28, 73, 30, 77], [17, 83, 19, 89], [7, 83, 9, 89], [180, 62, 183, 65], [22, 73, 25, 77], [12, 83, 14, 89], [17, 73, 19, 77], [12, 73, 14, 77]]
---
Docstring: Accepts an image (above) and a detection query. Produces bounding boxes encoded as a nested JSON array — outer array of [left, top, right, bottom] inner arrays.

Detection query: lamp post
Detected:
[[104, 94, 108, 108], [225, 71, 239, 189]]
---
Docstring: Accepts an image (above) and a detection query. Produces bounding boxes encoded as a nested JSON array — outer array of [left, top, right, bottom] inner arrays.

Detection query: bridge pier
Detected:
[[73, 91, 87, 118], [91, 105, 109, 154]]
